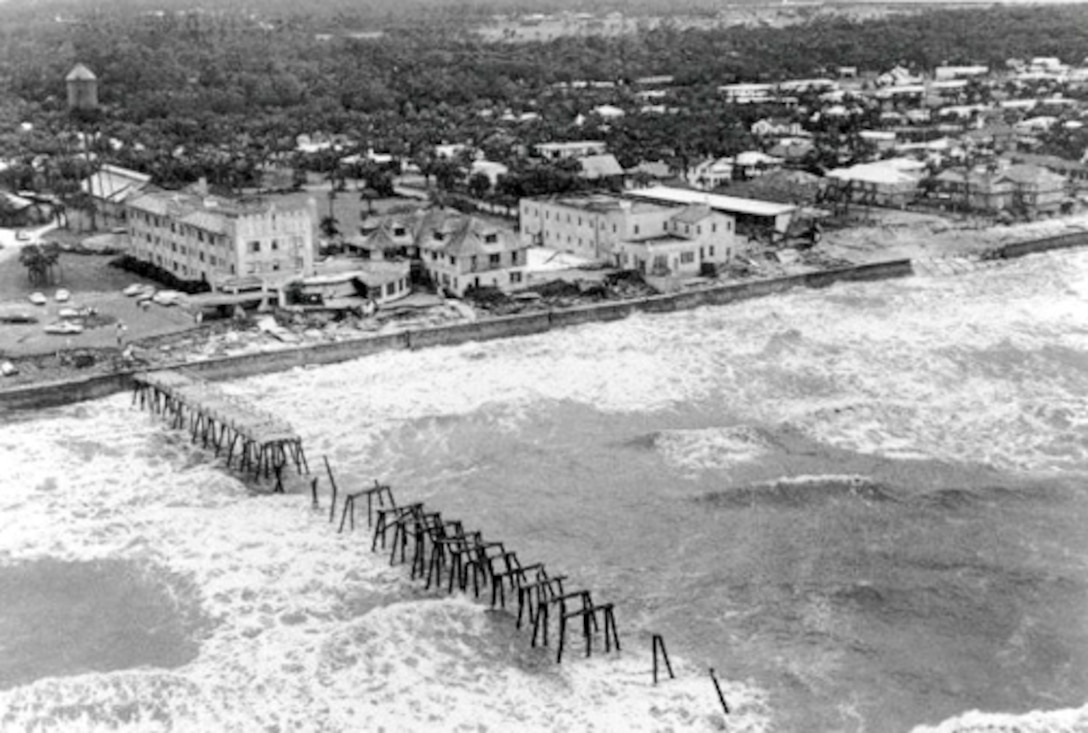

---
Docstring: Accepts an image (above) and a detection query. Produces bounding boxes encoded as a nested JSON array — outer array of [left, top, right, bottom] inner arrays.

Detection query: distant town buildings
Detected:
[[534, 141, 608, 161]]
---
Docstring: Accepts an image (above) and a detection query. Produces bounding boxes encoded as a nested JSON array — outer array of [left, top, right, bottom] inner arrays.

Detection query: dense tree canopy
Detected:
[[1, 0, 1087, 195]]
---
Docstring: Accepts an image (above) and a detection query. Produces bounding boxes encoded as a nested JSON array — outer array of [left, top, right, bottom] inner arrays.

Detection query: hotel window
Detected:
[[712, 224, 717, 233], [634, 225, 640, 235], [271, 240, 279, 251], [386, 283, 395, 297], [485, 233, 497, 243], [249, 241, 261, 253], [681, 252, 695, 263], [489, 253, 500, 266]]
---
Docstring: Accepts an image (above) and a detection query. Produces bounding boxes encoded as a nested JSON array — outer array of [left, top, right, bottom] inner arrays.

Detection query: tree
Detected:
[[467, 172, 491, 200], [319, 215, 340, 240], [19, 242, 60, 286]]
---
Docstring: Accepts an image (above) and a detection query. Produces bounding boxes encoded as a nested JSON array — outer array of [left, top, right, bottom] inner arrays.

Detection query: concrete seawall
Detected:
[[0, 253, 1026, 412], [995, 231, 1088, 259]]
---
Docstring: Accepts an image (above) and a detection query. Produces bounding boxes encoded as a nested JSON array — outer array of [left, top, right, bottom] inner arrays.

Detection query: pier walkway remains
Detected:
[[131, 369, 309, 490]]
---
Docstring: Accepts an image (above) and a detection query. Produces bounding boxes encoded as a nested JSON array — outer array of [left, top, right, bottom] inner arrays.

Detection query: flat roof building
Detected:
[[124, 190, 316, 289], [624, 186, 796, 234]]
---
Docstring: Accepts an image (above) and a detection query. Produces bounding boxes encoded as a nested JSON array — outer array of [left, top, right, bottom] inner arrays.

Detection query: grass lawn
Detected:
[[0, 250, 159, 300]]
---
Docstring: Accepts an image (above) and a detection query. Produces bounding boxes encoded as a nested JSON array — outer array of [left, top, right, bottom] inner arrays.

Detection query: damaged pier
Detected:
[[131, 370, 309, 490]]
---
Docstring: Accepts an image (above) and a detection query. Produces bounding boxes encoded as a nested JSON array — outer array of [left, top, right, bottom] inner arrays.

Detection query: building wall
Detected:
[[126, 200, 315, 287], [615, 212, 738, 275], [422, 244, 526, 296], [519, 199, 675, 260], [66, 80, 98, 110], [234, 204, 316, 285]]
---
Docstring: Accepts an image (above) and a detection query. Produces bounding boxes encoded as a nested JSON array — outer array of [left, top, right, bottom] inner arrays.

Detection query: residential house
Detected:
[[963, 122, 1017, 151], [534, 141, 608, 161], [751, 117, 806, 138], [687, 158, 736, 190], [934, 65, 989, 81], [877, 65, 924, 87], [718, 83, 776, 104], [826, 159, 924, 208], [418, 215, 529, 295], [613, 205, 739, 276], [592, 104, 626, 119], [75, 163, 154, 232], [1010, 153, 1088, 188], [124, 189, 316, 289], [687, 152, 784, 190], [346, 207, 528, 296], [470, 160, 510, 187], [578, 154, 625, 182], [932, 163, 1068, 215]]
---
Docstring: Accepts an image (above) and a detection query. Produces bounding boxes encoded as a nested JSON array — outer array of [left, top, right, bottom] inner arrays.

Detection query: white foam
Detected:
[[910, 703, 1088, 733], [655, 426, 772, 475], [0, 405, 769, 732]]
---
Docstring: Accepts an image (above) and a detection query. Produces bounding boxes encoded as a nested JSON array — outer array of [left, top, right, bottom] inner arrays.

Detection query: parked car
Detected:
[[152, 290, 184, 306], [123, 283, 154, 297], [28, 292, 47, 305], [44, 320, 83, 335], [54, 288, 70, 302], [15, 230, 29, 241]]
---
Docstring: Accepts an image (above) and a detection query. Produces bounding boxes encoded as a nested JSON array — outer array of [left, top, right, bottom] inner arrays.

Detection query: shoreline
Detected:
[[1, 230, 1084, 413]]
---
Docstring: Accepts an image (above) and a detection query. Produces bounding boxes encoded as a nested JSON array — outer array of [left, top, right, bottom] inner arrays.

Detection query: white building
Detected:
[[614, 205, 739, 276], [534, 141, 608, 161], [934, 65, 989, 81], [124, 190, 317, 290], [718, 83, 775, 104]]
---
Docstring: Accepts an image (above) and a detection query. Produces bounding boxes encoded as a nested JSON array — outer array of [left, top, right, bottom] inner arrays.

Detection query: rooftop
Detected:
[[625, 186, 796, 218], [66, 63, 96, 82]]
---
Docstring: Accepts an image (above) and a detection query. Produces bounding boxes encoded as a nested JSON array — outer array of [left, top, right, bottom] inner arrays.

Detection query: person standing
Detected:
[[115, 321, 126, 349]]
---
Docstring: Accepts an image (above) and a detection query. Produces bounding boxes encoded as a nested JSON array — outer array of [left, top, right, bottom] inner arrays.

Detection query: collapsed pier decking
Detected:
[[132, 369, 308, 490]]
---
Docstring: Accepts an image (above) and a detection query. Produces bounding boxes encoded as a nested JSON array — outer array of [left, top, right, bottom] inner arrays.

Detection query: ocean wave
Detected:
[[653, 426, 774, 474], [909, 703, 1088, 733], [697, 475, 899, 508]]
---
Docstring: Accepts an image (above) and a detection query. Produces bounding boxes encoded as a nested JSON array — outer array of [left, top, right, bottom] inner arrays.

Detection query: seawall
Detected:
[[0, 251, 1048, 412]]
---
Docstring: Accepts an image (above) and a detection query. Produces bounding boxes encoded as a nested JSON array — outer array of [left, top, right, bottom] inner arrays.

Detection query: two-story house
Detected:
[[418, 215, 529, 295], [613, 205, 740, 277]]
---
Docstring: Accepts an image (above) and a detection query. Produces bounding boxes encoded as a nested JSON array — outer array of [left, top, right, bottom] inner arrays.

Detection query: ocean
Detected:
[[1, 249, 1087, 732]]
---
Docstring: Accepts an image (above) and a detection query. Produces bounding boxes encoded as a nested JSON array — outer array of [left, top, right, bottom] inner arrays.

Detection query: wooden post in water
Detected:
[[652, 634, 674, 685], [324, 456, 338, 525], [709, 668, 730, 716]]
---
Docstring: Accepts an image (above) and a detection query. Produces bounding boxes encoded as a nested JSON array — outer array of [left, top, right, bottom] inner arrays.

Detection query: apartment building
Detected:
[[519, 194, 683, 261], [518, 193, 740, 269], [124, 190, 316, 289]]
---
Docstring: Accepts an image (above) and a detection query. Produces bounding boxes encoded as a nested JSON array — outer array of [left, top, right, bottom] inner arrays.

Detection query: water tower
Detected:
[[66, 63, 99, 111]]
